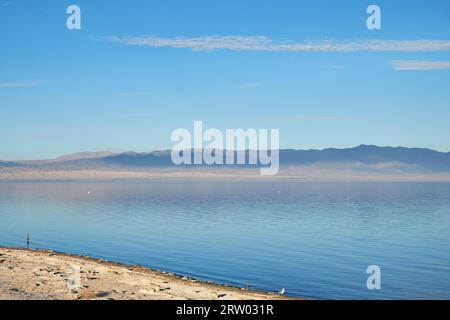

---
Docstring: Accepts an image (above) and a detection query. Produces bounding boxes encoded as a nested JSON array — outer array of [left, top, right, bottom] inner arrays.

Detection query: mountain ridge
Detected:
[[2, 145, 450, 172]]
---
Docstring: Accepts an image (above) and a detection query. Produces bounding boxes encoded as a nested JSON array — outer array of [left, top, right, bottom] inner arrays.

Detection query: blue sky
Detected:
[[1, 0, 450, 160]]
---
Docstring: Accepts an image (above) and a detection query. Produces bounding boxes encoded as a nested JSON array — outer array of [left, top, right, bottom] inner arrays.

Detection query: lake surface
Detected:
[[1, 180, 449, 299]]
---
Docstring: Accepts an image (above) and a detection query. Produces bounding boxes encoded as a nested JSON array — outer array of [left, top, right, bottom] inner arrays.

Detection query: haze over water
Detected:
[[1, 180, 449, 299]]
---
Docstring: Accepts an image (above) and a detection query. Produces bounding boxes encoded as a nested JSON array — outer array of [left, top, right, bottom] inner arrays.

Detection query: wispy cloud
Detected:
[[0, 81, 41, 88], [390, 60, 450, 71], [118, 91, 154, 97], [287, 114, 352, 122], [106, 35, 450, 53]]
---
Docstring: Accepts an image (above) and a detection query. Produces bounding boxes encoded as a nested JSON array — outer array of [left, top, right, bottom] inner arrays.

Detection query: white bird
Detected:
[[278, 288, 285, 295]]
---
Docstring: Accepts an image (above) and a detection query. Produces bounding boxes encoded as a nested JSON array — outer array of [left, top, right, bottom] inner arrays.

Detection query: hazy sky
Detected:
[[1, 0, 450, 160]]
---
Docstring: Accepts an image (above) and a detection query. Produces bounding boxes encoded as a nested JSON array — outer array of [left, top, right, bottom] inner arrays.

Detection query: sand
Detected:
[[0, 247, 291, 300]]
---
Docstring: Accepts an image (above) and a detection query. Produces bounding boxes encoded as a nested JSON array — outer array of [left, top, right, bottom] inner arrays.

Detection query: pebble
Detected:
[[96, 291, 109, 297]]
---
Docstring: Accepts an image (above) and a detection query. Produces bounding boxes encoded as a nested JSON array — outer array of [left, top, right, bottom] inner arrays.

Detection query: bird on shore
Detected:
[[278, 288, 285, 295]]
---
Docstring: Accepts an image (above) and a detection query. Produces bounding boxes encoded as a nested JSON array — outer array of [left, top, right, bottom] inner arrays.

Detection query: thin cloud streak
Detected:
[[106, 35, 450, 52], [239, 82, 261, 89], [280, 114, 353, 122], [390, 60, 450, 71], [0, 81, 41, 88], [118, 91, 154, 97]]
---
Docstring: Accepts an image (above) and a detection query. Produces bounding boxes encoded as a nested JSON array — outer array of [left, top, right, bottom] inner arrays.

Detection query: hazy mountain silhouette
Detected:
[[279, 145, 450, 171], [2, 145, 450, 172], [0, 161, 21, 168]]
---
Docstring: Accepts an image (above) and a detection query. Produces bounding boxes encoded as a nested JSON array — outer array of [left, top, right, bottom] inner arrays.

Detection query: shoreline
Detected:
[[2, 168, 450, 182], [0, 247, 295, 300]]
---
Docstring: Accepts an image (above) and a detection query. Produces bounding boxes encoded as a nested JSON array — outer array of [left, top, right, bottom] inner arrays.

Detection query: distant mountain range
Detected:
[[2, 145, 450, 173]]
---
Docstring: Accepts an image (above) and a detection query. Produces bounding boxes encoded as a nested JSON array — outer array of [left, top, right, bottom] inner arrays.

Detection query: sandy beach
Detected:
[[0, 247, 291, 300]]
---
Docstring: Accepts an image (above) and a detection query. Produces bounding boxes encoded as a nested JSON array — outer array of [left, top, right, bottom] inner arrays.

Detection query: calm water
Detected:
[[0, 181, 449, 299]]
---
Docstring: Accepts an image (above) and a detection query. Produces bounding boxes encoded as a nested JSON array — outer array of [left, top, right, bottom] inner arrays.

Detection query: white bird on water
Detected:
[[278, 288, 285, 295]]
